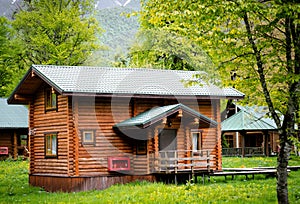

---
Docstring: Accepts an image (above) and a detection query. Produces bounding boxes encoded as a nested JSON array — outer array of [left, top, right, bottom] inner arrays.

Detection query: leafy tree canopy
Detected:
[[0, 16, 25, 97], [0, 0, 103, 97], [129, 7, 217, 79], [12, 0, 102, 66], [138, 0, 299, 115]]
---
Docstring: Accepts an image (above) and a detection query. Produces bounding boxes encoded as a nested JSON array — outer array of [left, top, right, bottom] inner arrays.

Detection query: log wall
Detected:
[[0, 129, 28, 159], [0, 131, 12, 157], [30, 84, 70, 175]]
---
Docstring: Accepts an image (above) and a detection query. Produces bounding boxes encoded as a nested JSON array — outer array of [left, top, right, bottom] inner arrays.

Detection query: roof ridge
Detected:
[[32, 64, 203, 74]]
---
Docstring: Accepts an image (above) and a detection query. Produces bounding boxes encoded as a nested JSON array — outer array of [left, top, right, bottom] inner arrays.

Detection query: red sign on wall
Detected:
[[0, 147, 8, 155], [107, 156, 131, 171]]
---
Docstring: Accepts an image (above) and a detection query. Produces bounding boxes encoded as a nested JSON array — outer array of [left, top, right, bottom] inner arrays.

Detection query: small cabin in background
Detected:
[[0, 98, 28, 159], [8, 65, 244, 192], [221, 103, 279, 157]]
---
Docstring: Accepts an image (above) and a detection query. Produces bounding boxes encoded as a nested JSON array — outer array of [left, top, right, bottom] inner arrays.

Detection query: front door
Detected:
[[159, 129, 177, 170], [159, 129, 177, 151]]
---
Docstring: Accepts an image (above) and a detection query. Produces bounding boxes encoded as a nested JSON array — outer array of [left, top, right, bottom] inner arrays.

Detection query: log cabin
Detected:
[[221, 103, 279, 157], [0, 98, 28, 159], [8, 65, 244, 192]]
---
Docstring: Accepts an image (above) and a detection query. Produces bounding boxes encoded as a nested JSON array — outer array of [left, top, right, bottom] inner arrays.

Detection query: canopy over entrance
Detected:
[[114, 103, 217, 129], [113, 103, 217, 140]]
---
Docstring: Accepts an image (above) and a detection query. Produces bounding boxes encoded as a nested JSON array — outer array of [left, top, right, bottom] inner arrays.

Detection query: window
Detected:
[[81, 130, 95, 145], [191, 130, 202, 152], [45, 133, 57, 158], [45, 88, 57, 111], [136, 141, 147, 155], [225, 135, 234, 148], [20, 135, 27, 146]]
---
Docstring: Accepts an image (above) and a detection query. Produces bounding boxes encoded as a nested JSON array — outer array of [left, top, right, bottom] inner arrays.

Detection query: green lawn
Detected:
[[0, 156, 300, 203]]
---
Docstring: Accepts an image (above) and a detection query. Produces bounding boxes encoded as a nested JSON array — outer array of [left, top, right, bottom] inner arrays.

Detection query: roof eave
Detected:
[[31, 65, 64, 94], [7, 66, 34, 104], [222, 128, 277, 132], [8, 65, 64, 104], [62, 91, 244, 100]]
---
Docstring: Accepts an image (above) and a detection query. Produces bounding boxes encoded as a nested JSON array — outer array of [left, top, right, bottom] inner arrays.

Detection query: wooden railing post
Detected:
[[207, 150, 210, 172], [175, 151, 178, 173]]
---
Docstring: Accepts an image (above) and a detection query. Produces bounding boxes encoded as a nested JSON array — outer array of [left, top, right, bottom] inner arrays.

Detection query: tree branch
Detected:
[[218, 52, 254, 67], [243, 11, 282, 129]]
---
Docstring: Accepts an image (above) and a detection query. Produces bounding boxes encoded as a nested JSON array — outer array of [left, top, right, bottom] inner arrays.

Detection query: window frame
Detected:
[[136, 140, 147, 155], [81, 130, 96, 145], [45, 88, 58, 112], [191, 129, 203, 152], [20, 135, 28, 146], [44, 132, 58, 158], [224, 134, 234, 148]]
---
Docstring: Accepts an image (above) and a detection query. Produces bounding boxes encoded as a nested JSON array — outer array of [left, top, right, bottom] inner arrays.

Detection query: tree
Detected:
[[12, 0, 101, 66], [138, 0, 299, 203], [0, 17, 26, 97], [0, 0, 102, 97], [129, 29, 214, 73]]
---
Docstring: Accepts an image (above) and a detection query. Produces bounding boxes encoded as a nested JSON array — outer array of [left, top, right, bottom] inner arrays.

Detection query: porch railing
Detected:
[[150, 150, 212, 173], [223, 147, 264, 157]]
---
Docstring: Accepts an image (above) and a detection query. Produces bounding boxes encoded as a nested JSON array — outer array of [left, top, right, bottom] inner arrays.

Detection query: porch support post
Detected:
[[240, 131, 246, 157], [263, 131, 270, 156], [154, 128, 159, 171], [236, 131, 239, 148], [13, 131, 18, 160]]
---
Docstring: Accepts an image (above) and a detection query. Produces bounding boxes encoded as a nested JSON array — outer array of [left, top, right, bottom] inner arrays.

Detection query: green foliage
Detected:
[[12, 0, 101, 66], [221, 134, 229, 148], [0, 0, 103, 97], [1, 158, 300, 203], [138, 0, 299, 115], [0, 17, 27, 97], [129, 29, 215, 73], [129, 1, 218, 74]]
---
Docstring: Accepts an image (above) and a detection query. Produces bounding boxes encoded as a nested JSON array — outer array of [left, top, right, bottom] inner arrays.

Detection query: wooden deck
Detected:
[[209, 166, 300, 180], [149, 150, 300, 184], [210, 169, 278, 180]]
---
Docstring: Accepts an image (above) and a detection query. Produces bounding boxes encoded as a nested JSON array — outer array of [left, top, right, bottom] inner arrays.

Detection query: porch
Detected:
[[222, 147, 264, 157], [150, 150, 213, 174]]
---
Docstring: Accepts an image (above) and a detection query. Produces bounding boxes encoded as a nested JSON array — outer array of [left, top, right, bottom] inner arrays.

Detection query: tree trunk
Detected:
[[243, 11, 295, 204], [277, 138, 291, 204]]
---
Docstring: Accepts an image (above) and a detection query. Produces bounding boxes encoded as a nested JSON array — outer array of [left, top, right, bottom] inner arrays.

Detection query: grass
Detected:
[[0, 156, 300, 203], [222, 155, 300, 168]]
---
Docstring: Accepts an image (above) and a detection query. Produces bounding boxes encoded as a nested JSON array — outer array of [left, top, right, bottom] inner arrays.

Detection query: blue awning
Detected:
[[114, 103, 217, 129]]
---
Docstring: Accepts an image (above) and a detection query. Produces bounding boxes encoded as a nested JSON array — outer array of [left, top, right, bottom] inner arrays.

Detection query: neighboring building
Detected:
[[8, 65, 244, 192], [0, 98, 28, 159], [221, 103, 279, 157]]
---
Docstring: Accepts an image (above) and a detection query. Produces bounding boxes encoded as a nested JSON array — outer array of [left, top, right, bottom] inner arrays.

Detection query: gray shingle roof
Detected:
[[0, 98, 28, 128], [114, 103, 217, 128], [31, 65, 244, 98], [221, 109, 277, 132]]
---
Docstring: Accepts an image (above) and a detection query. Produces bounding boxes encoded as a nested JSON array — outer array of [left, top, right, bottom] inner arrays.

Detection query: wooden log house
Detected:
[[221, 103, 279, 157], [8, 65, 244, 192], [0, 98, 28, 159]]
